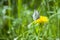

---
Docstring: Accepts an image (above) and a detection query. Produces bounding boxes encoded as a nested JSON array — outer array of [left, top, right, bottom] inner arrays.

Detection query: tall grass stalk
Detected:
[[18, 0, 22, 18], [8, 0, 11, 27]]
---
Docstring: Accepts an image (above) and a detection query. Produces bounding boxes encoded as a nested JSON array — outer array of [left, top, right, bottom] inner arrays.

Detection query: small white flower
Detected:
[[2, 6, 8, 14], [2, 8, 6, 14], [14, 37, 18, 40], [7, 31, 10, 34], [56, 38, 60, 40]]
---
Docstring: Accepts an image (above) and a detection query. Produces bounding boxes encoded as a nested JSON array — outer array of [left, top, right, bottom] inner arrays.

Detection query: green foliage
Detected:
[[0, 0, 60, 40]]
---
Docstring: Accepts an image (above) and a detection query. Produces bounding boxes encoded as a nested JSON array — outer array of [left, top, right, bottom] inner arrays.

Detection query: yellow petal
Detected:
[[35, 16, 49, 23]]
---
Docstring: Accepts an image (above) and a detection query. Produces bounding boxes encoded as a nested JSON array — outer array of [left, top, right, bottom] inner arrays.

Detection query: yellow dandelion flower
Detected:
[[35, 16, 49, 23]]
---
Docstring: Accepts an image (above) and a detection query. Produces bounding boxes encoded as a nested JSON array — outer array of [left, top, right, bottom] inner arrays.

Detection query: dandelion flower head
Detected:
[[35, 16, 49, 23]]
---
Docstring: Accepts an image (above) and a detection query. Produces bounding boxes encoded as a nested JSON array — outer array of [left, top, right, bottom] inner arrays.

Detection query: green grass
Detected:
[[0, 0, 60, 40]]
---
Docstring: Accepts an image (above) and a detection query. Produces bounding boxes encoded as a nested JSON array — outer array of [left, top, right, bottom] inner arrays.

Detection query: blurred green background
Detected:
[[0, 0, 60, 40]]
